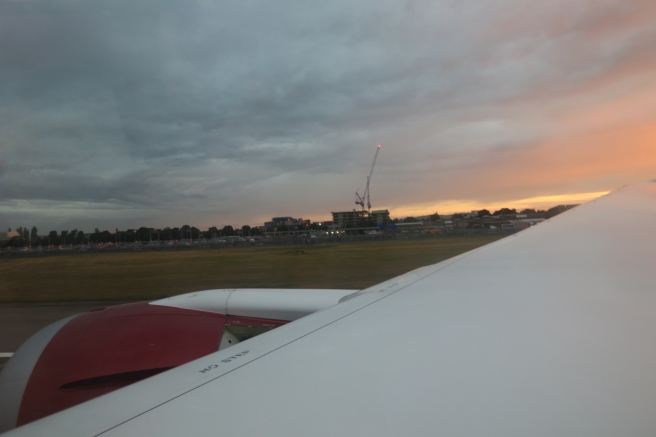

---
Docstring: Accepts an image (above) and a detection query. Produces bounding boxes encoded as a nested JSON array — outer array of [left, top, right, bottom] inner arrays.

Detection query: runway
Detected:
[[0, 301, 131, 372]]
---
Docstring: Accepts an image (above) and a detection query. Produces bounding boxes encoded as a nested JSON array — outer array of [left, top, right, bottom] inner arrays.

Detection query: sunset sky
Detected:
[[1, 0, 655, 231]]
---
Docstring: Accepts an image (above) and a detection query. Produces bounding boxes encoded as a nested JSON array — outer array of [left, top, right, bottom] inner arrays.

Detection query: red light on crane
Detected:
[[377, 144, 381, 148]]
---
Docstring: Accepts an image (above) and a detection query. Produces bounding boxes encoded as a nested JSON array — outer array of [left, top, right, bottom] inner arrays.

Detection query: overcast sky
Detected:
[[1, 0, 655, 231]]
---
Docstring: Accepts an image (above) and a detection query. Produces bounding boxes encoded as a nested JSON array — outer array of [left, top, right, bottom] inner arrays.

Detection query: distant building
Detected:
[[263, 217, 309, 232], [331, 209, 390, 229], [395, 222, 423, 230], [508, 218, 546, 228], [370, 210, 390, 226], [0, 231, 19, 241], [331, 210, 368, 229]]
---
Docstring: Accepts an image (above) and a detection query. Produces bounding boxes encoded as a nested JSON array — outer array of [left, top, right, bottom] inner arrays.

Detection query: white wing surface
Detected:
[[4, 182, 656, 436]]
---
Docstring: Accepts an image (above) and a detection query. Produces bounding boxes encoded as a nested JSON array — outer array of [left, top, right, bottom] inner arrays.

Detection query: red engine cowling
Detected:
[[0, 302, 286, 431], [0, 288, 355, 432]]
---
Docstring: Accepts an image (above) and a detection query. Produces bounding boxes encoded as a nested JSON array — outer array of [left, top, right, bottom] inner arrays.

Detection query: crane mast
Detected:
[[355, 144, 381, 211]]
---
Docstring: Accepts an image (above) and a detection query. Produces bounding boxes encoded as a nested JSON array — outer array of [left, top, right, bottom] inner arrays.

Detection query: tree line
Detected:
[[400, 206, 569, 223], [1, 224, 263, 248]]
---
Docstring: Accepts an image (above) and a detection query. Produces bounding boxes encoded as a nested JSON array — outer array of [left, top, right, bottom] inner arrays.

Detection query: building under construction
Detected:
[[331, 209, 390, 229], [331, 145, 391, 230]]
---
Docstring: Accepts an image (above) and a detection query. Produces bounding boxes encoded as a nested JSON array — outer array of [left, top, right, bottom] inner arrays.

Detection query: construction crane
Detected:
[[355, 144, 381, 211]]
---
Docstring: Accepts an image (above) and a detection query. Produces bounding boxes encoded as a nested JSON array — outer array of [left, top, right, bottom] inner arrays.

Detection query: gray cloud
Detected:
[[1, 0, 655, 230]]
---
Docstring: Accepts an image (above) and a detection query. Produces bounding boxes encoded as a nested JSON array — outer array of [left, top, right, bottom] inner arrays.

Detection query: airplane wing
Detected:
[[3, 181, 656, 436]]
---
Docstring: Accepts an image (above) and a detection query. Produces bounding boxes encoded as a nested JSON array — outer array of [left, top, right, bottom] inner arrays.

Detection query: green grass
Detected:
[[0, 237, 503, 302]]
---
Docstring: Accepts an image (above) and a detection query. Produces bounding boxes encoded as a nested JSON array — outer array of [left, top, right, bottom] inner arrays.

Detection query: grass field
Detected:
[[0, 236, 504, 302]]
